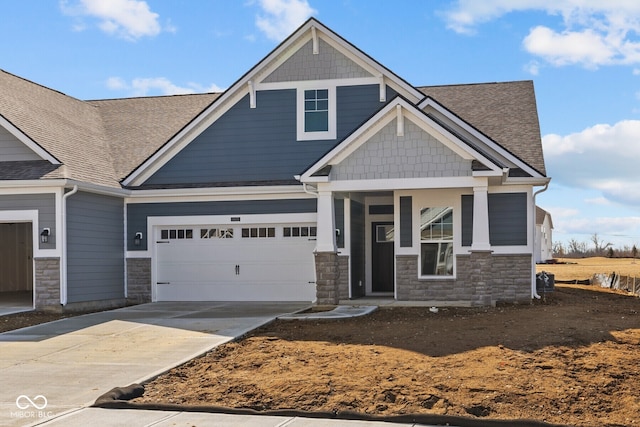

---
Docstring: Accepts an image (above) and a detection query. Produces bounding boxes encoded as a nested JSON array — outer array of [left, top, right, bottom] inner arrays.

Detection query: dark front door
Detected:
[[371, 222, 394, 292]]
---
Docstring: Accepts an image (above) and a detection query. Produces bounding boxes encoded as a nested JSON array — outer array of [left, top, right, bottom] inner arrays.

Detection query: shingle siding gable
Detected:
[[262, 39, 372, 83]]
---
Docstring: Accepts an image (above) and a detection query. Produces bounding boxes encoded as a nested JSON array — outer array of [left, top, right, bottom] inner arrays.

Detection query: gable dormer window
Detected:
[[304, 89, 328, 132], [297, 85, 336, 141]]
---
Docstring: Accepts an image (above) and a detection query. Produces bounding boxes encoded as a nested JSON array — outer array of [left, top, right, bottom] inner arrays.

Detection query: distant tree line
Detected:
[[553, 233, 638, 258]]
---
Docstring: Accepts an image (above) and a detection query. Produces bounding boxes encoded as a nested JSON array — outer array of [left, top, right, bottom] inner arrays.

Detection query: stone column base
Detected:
[[314, 252, 340, 305]]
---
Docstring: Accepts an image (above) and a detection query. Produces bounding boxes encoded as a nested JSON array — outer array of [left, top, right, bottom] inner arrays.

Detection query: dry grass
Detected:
[[536, 257, 640, 281]]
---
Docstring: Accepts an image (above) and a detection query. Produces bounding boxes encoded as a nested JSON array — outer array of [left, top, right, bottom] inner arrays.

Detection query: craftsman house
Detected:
[[0, 19, 550, 311]]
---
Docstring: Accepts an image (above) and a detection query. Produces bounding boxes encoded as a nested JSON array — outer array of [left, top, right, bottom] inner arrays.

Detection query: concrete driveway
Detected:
[[0, 301, 310, 427]]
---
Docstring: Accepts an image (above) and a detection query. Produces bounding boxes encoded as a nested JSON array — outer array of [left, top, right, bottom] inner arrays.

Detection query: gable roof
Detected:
[[0, 19, 547, 190], [121, 18, 427, 186], [536, 206, 553, 228], [418, 81, 546, 176], [301, 96, 506, 181]]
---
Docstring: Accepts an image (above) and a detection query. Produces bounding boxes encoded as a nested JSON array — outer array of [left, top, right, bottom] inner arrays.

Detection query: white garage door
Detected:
[[155, 223, 317, 302]]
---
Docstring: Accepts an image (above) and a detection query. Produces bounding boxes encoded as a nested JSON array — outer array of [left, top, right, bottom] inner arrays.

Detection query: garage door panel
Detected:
[[156, 282, 316, 301], [155, 223, 316, 302]]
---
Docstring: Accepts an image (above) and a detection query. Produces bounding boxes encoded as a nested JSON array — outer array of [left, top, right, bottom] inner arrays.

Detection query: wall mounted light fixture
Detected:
[[134, 232, 143, 246], [40, 228, 50, 244]]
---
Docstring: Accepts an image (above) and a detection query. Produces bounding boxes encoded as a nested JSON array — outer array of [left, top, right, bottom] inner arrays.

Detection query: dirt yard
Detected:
[[135, 285, 640, 427]]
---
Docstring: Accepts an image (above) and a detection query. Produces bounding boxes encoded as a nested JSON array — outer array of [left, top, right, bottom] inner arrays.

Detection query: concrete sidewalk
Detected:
[[0, 302, 311, 427], [40, 408, 429, 426]]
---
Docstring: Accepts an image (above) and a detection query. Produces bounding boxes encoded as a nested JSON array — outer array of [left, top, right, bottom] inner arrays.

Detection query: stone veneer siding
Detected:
[[337, 255, 349, 301], [34, 257, 61, 312], [396, 253, 531, 306], [127, 258, 152, 304], [315, 252, 340, 305]]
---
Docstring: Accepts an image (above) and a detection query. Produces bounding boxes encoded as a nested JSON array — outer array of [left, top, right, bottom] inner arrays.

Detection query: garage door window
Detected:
[[283, 226, 317, 238], [200, 228, 234, 239], [242, 227, 275, 238], [161, 229, 193, 240]]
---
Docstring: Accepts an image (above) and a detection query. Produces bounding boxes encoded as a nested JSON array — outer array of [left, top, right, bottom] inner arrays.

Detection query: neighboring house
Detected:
[[535, 206, 554, 263], [0, 19, 550, 311]]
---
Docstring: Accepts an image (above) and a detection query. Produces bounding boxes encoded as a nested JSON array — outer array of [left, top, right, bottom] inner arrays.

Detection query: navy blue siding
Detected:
[[350, 200, 365, 298], [399, 196, 412, 247], [127, 198, 317, 250], [66, 192, 124, 303], [462, 193, 528, 246], [461, 195, 473, 246], [144, 85, 396, 186], [0, 194, 56, 250]]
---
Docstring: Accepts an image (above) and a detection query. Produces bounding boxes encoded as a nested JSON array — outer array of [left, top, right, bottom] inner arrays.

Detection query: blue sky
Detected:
[[2, 0, 640, 251]]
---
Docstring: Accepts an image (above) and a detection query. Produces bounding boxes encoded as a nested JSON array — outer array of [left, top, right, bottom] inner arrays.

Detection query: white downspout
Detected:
[[60, 185, 78, 306], [532, 181, 550, 299]]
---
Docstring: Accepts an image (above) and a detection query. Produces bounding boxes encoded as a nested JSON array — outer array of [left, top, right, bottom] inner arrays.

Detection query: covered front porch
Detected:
[[310, 183, 533, 307]]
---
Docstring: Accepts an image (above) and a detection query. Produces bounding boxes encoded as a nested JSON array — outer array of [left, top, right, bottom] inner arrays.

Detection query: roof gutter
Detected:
[[531, 179, 550, 299], [60, 185, 78, 306]]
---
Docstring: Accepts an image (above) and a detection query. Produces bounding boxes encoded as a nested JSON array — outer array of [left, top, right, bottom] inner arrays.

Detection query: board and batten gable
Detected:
[[461, 192, 528, 246], [127, 198, 317, 251], [0, 126, 42, 161], [0, 194, 56, 249], [141, 84, 396, 187], [66, 191, 124, 303]]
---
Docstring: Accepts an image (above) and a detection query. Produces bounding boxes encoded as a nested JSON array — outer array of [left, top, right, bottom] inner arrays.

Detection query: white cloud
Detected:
[[554, 214, 640, 236], [584, 197, 611, 205], [61, 0, 163, 40], [254, 0, 317, 41], [543, 120, 640, 205], [106, 77, 224, 96], [441, 1, 640, 69]]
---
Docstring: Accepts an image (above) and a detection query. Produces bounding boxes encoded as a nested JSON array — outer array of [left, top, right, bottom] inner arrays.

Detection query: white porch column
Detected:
[[315, 190, 337, 253], [471, 185, 491, 251]]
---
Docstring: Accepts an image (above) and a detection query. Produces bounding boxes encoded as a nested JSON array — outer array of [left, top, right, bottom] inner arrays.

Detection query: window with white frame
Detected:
[[420, 207, 454, 276], [297, 86, 336, 140]]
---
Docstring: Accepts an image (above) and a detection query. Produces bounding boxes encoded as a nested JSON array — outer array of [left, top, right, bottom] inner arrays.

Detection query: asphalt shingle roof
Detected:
[[0, 68, 545, 188], [88, 93, 219, 180], [418, 81, 546, 176]]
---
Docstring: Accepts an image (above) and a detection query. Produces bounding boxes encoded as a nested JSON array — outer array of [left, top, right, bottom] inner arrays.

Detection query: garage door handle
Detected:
[[235, 265, 240, 275], [156, 241, 170, 244], [157, 281, 170, 285]]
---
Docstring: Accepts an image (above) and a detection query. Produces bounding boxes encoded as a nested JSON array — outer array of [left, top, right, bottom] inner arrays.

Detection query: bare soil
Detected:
[[134, 285, 640, 427]]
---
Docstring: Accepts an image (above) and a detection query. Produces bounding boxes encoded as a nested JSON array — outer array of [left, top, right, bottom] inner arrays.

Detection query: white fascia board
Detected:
[[324, 176, 483, 192], [502, 176, 551, 186], [0, 115, 61, 164], [0, 181, 66, 192], [0, 179, 128, 198], [125, 185, 312, 204], [419, 97, 545, 178]]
